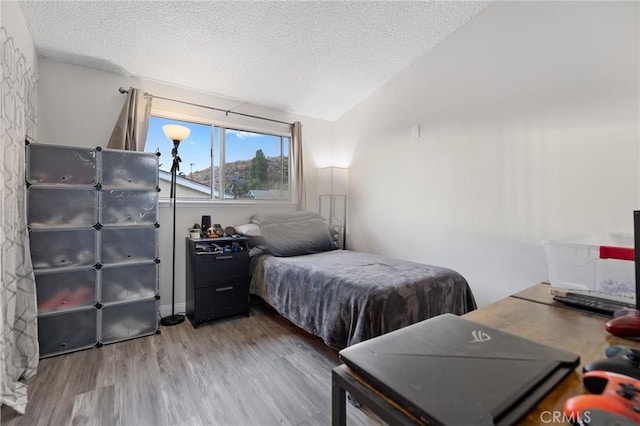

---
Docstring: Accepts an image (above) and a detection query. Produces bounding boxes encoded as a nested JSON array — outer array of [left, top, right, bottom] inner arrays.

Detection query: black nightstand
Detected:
[[185, 236, 250, 327]]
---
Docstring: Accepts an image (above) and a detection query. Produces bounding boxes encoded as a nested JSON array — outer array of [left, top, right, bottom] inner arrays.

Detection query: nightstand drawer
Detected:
[[194, 252, 248, 283], [194, 281, 249, 321]]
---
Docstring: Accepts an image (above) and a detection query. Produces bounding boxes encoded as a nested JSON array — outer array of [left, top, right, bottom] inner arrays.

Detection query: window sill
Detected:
[[158, 199, 296, 208]]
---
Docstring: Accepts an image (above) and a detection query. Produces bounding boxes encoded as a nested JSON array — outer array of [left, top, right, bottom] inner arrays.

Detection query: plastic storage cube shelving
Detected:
[[28, 188, 98, 227], [29, 228, 97, 269], [38, 307, 98, 358], [35, 267, 97, 313], [542, 233, 635, 298], [26, 144, 97, 186], [101, 149, 159, 189], [100, 262, 157, 303], [100, 189, 158, 226], [26, 142, 160, 358], [101, 298, 158, 344], [101, 227, 158, 264]]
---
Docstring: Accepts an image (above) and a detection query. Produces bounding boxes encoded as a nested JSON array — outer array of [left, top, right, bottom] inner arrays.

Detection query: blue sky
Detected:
[[145, 116, 289, 174]]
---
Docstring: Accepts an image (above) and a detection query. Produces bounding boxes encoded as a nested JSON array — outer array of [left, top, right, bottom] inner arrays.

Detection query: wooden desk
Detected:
[[510, 282, 611, 316], [332, 285, 640, 425], [510, 282, 558, 305]]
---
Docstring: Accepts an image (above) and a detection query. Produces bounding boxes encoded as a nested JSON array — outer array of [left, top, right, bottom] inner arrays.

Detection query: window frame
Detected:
[[148, 110, 293, 205]]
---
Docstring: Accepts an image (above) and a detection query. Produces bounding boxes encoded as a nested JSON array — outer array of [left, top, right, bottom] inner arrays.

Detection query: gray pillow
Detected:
[[250, 210, 324, 226], [251, 211, 336, 257]]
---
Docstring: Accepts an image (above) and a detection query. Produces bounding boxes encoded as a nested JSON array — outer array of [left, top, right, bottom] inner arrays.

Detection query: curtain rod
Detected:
[[118, 87, 293, 126]]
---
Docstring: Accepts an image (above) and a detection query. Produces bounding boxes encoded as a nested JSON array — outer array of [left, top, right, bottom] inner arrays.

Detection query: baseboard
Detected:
[[158, 302, 187, 319]]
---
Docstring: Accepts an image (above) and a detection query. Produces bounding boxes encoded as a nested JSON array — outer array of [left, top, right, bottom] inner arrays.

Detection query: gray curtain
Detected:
[[107, 87, 152, 151], [0, 26, 39, 415], [291, 121, 306, 209]]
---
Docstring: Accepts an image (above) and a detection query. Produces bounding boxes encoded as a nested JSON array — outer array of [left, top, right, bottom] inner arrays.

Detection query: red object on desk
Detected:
[[606, 312, 640, 338], [564, 371, 640, 424], [600, 246, 634, 261]]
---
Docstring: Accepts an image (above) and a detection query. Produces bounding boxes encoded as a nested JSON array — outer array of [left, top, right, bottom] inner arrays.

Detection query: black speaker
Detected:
[[201, 215, 211, 233]]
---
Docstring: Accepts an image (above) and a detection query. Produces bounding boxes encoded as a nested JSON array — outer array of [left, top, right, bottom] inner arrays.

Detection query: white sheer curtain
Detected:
[[291, 121, 306, 209], [0, 27, 39, 414], [107, 87, 152, 151]]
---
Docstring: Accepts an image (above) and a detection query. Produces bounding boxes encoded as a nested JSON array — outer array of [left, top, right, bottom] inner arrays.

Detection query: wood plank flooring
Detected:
[[1, 303, 382, 426]]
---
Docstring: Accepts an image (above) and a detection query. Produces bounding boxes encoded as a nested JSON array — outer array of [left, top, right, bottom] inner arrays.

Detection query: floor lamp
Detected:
[[160, 124, 191, 326], [318, 167, 348, 249]]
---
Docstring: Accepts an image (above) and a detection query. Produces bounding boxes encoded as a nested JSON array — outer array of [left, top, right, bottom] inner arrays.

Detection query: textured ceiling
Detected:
[[18, 1, 490, 121]]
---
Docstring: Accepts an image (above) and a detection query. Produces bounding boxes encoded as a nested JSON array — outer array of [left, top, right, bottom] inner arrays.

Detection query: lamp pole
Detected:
[[160, 124, 191, 327]]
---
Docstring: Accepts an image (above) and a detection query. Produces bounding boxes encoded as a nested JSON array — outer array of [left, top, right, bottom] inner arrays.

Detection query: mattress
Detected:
[[250, 250, 477, 349]]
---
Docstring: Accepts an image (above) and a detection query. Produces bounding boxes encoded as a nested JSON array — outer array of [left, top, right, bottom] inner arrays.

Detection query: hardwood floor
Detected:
[[1, 303, 382, 426]]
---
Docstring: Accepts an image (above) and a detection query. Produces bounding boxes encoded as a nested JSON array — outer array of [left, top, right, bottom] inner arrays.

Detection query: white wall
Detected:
[[36, 58, 334, 314], [335, 1, 640, 307], [32, 1, 640, 311], [1, 2, 37, 70]]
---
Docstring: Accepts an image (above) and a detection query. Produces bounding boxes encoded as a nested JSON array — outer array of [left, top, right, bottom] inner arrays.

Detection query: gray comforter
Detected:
[[250, 250, 477, 349]]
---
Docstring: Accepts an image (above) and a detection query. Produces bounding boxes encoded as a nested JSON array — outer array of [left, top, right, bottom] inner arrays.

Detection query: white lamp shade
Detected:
[[318, 167, 348, 195], [162, 124, 191, 142]]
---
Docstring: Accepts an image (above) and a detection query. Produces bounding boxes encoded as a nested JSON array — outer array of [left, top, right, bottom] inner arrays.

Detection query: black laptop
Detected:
[[338, 314, 580, 425]]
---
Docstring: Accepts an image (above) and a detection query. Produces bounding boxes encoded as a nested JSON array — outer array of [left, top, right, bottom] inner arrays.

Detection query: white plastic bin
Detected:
[[542, 233, 635, 297]]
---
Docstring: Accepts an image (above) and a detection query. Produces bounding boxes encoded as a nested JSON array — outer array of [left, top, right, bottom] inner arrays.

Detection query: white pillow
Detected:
[[235, 223, 261, 236]]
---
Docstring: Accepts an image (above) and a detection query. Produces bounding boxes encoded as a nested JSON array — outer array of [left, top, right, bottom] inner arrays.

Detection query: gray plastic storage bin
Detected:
[[100, 226, 157, 264], [100, 262, 157, 303], [29, 228, 97, 269], [101, 298, 158, 344], [100, 190, 158, 226], [35, 267, 96, 313], [101, 149, 158, 189], [26, 144, 97, 186], [38, 308, 98, 358], [28, 188, 97, 227]]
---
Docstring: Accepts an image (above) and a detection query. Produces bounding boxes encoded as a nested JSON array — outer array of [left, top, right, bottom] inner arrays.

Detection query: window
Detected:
[[145, 116, 290, 201]]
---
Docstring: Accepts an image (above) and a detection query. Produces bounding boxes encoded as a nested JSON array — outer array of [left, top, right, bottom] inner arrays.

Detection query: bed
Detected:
[[244, 211, 477, 349]]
